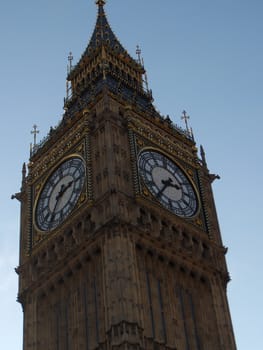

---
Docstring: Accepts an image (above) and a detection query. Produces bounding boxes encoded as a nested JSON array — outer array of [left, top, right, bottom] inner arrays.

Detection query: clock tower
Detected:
[[16, 2, 236, 349]]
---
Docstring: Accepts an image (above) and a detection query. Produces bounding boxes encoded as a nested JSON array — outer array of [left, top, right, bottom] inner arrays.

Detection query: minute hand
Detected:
[[157, 183, 169, 198], [56, 180, 74, 200], [51, 180, 74, 221]]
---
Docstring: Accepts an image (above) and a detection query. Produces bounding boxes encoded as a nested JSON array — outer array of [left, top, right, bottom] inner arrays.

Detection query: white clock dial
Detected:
[[138, 150, 198, 217], [35, 157, 85, 231]]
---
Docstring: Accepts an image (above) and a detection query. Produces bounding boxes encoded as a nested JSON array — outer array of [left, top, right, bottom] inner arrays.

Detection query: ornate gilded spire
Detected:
[[66, 0, 152, 112], [83, 0, 127, 57]]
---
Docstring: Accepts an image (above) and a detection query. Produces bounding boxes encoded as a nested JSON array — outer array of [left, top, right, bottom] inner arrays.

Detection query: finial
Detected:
[[67, 52, 73, 74], [20, 162, 27, 191], [31, 124, 39, 147], [136, 45, 142, 65], [181, 110, 194, 139], [181, 110, 190, 133], [200, 145, 207, 168], [22, 162, 26, 182], [136, 45, 149, 92], [96, 0, 106, 6]]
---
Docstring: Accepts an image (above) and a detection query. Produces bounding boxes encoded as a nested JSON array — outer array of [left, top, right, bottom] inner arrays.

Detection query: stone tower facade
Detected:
[[16, 2, 236, 349]]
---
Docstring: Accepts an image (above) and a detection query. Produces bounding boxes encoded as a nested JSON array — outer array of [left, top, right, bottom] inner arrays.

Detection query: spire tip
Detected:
[[96, 0, 106, 6]]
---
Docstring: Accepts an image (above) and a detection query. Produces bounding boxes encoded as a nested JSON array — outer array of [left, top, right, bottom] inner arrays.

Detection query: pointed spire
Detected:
[[66, 1, 152, 112], [200, 145, 207, 168], [22, 162, 26, 183], [83, 0, 128, 58]]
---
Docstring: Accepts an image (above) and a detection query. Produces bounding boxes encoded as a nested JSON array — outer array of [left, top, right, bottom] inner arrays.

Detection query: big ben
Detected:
[[16, 1, 236, 349]]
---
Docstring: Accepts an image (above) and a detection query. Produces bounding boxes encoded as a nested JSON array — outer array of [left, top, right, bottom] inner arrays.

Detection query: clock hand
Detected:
[[62, 180, 74, 194], [50, 195, 63, 222], [165, 177, 181, 190], [169, 182, 181, 190], [50, 176, 80, 224], [51, 181, 74, 221], [55, 180, 74, 201], [161, 177, 181, 190], [157, 183, 168, 198], [55, 184, 66, 201], [157, 178, 173, 197], [157, 177, 181, 198]]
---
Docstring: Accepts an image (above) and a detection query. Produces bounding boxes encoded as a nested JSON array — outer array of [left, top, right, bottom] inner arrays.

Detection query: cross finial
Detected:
[[181, 110, 190, 133], [31, 124, 39, 146], [96, 0, 106, 6], [136, 45, 142, 65], [68, 52, 73, 73]]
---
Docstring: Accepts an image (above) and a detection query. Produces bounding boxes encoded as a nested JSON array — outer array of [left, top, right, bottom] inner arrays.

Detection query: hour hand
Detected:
[[51, 195, 62, 221], [157, 178, 171, 197], [170, 182, 180, 190], [55, 180, 73, 201], [161, 177, 180, 190]]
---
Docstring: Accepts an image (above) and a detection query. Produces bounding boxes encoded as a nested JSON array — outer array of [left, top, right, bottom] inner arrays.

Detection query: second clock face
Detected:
[[138, 150, 198, 218], [35, 157, 86, 231]]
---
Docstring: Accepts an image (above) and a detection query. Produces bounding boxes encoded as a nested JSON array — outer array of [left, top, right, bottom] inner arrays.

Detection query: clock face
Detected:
[[35, 157, 86, 231], [138, 150, 198, 218]]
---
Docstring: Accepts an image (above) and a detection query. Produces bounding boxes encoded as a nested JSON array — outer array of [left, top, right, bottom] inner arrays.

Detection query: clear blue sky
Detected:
[[1, 1, 262, 349]]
